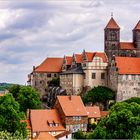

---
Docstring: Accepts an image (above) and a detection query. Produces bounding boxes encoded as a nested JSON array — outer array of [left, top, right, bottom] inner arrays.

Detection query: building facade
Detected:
[[109, 57, 140, 101]]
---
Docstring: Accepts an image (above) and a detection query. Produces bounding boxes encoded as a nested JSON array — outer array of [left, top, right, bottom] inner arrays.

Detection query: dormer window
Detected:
[[53, 121, 59, 127], [47, 120, 53, 127]]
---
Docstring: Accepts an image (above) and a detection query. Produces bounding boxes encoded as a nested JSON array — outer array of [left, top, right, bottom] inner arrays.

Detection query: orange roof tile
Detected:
[[100, 111, 109, 118], [85, 52, 107, 63], [85, 52, 95, 61], [133, 20, 140, 30], [120, 42, 135, 50], [115, 57, 140, 74], [30, 109, 65, 132], [55, 131, 71, 139], [65, 56, 72, 65], [86, 106, 101, 118], [105, 17, 120, 29], [75, 54, 83, 63], [57, 96, 87, 116], [33, 132, 56, 140], [94, 52, 108, 63], [35, 58, 63, 73]]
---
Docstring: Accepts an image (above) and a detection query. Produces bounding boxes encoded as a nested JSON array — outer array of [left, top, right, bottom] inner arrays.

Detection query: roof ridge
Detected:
[[133, 20, 140, 30], [105, 17, 120, 29]]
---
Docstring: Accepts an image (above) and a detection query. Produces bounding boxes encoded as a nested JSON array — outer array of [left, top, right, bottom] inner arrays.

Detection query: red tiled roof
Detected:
[[105, 17, 120, 29], [120, 42, 135, 50], [94, 52, 108, 63], [75, 54, 83, 63], [35, 58, 63, 73], [30, 109, 65, 132], [115, 57, 140, 74], [85, 52, 95, 62], [133, 20, 140, 30], [57, 96, 87, 116], [55, 131, 71, 139], [65, 56, 72, 65], [33, 132, 56, 140], [86, 106, 101, 118], [85, 52, 107, 63], [100, 111, 109, 118]]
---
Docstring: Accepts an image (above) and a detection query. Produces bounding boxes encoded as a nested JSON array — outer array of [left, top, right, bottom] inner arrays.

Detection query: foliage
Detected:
[[124, 97, 140, 105], [0, 130, 25, 140], [0, 94, 27, 138], [73, 130, 85, 139], [87, 123, 97, 131], [83, 86, 115, 110], [90, 102, 140, 139], [48, 78, 60, 87], [0, 83, 14, 91], [9, 85, 41, 112]]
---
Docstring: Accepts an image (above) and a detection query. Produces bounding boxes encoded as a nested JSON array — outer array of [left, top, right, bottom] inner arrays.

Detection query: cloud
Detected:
[[0, 0, 139, 84]]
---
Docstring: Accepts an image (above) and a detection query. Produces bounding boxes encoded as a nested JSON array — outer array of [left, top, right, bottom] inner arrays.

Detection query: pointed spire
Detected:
[[105, 17, 120, 29], [133, 20, 140, 30]]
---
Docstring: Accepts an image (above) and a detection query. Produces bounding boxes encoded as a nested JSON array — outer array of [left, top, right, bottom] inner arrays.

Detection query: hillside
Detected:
[[0, 83, 14, 91]]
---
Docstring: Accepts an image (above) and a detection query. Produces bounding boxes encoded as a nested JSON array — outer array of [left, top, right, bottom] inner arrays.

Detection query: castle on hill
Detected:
[[28, 16, 140, 102]]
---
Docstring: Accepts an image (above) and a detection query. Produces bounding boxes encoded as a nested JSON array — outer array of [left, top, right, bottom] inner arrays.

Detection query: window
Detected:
[[54, 74, 57, 77], [92, 73, 96, 79], [47, 73, 51, 78], [66, 135, 68, 139], [101, 73, 105, 79], [78, 116, 81, 120]]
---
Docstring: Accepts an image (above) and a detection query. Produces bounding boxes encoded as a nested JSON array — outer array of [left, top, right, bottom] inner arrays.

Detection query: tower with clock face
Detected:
[[104, 17, 120, 63]]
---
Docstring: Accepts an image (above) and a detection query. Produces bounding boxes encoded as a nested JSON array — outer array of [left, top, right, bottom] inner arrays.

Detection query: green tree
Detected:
[[73, 130, 85, 139], [17, 86, 41, 112], [124, 97, 140, 105], [0, 130, 25, 140], [83, 86, 114, 110], [9, 84, 20, 99], [0, 94, 27, 138], [90, 102, 140, 139], [48, 78, 60, 87]]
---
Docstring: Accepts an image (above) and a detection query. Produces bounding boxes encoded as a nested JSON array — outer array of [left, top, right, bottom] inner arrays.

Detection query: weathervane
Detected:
[[111, 12, 113, 17]]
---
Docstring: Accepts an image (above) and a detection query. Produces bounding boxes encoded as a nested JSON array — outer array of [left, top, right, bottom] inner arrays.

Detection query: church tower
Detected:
[[133, 20, 140, 57], [104, 17, 120, 63]]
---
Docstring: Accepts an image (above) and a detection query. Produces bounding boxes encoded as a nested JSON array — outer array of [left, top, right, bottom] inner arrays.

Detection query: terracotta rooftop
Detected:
[[56, 96, 87, 116], [120, 42, 135, 50], [115, 57, 140, 74], [85, 52, 95, 62], [75, 54, 83, 63], [94, 52, 108, 63], [33, 132, 56, 140], [85, 52, 107, 63], [35, 58, 63, 73], [105, 17, 120, 29], [133, 20, 140, 30], [100, 111, 109, 118], [65, 56, 72, 65], [55, 131, 71, 139], [30, 109, 65, 132], [86, 106, 101, 118]]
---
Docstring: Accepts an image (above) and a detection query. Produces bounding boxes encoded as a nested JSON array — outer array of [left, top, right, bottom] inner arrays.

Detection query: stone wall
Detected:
[[60, 74, 84, 95], [117, 75, 140, 101], [31, 72, 59, 97]]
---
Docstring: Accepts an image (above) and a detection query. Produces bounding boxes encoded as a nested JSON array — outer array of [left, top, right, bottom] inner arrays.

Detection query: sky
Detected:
[[0, 0, 140, 84]]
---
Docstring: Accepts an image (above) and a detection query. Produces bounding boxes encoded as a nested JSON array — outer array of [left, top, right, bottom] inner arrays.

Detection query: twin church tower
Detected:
[[104, 16, 140, 62]]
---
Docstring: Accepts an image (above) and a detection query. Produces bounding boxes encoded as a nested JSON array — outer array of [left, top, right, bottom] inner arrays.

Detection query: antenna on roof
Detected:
[[111, 12, 113, 17]]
